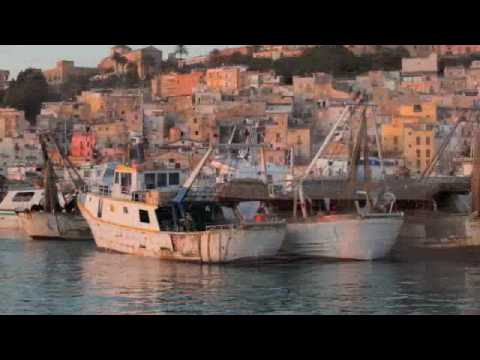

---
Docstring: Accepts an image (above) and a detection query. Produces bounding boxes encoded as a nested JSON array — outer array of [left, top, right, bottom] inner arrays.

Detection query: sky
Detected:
[[0, 45, 239, 78]]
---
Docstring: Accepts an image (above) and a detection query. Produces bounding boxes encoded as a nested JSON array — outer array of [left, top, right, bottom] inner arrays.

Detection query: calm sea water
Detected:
[[2, 231, 480, 315]]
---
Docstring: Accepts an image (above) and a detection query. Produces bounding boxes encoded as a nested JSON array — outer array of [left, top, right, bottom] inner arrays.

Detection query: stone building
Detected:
[[98, 45, 163, 79], [151, 72, 205, 98], [403, 123, 435, 175], [206, 66, 248, 94], [43, 60, 98, 86]]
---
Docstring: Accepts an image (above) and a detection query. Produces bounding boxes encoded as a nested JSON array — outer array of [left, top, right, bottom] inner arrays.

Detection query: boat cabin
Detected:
[[0, 189, 45, 212], [111, 165, 187, 200]]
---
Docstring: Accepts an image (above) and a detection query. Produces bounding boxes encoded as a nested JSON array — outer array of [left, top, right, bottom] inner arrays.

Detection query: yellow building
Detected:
[[382, 120, 435, 175], [396, 102, 437, 122], [382, 121, 405, 155], [206, 67, 247, 94], [403, 123, 435, 175]]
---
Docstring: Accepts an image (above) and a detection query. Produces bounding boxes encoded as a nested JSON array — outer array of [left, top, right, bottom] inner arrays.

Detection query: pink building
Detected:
[[70, 131, 96, 160]]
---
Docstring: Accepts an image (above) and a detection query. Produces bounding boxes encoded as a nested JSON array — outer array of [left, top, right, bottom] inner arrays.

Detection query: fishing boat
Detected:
[[0, 189, 45, 229], [17, 133, 93, 241], [281, 97, 404, 260], [77, 147, 287, 263]]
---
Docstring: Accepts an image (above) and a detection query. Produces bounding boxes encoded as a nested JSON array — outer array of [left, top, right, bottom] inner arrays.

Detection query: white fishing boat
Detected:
[[18, 211, 93, 240], [282, 97, 404, 261], [17, 133, 93, 241], [78, 147, 287, 264], [284, 197, 404, 261], [0, 189, 45, 229]]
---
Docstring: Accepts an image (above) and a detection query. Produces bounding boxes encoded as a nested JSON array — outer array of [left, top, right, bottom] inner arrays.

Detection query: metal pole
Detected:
[[373, 107, 387, 182]]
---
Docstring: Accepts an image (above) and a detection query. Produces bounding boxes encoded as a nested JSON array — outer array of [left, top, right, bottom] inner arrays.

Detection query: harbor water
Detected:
[[2, 231, 480, 315]]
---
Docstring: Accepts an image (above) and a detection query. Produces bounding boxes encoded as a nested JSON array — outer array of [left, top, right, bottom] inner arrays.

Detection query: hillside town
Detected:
[[1, 45, 479, 185]]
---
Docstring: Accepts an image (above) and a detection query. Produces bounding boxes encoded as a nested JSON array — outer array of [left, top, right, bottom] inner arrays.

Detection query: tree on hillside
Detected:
[[175, 45, 189, 60], [142, 54, 156, 80], [60, 74, 91, 100], [124, 63, 140, 88], [209, 49, 223, 67], [3, 68, 50, 125]]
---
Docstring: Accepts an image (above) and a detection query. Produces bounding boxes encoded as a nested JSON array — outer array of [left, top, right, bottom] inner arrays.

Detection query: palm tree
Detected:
[[175, 45, 189, 60]]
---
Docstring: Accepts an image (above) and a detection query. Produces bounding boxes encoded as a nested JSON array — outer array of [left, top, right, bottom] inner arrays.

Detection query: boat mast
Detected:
[[296, 95, 362, 219], [39, 134, 60, 214], [419, 109, 467, 181], [372, 106, 387, 184], [172, 146, 215, 204]]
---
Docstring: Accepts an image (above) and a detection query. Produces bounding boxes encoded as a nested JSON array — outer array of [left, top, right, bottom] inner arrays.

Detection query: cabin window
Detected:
[[121, 173, 132, 187], [157, 173, 168, 187], [115, 172, 120, 184], [12, 192, 35, 202], [123, 207, 128, 214], [110, 205, 115, 212], [169, 173, 180, 186], [145, 173, 156, 190], [139, 210, 150, 224]]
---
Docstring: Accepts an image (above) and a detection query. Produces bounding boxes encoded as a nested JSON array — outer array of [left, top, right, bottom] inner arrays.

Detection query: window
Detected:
[[426, 149, 431, 158], [426, 136, 431, 145], [417, 160, 421, 169], [416, 150, 421, 158], [169, 173, 180, 186], [393, 136, 398, 145], [123, 207, 128, 214], [416, 137, 421, 146], [114, 172, 120, 184], [139, 210, 150, 224], [145, 173, 156, 190], [110, 205, 115, 212], [121, 173, 132, 187], [157, 173, 167, 187], [413, 104, 422, 113], [12, 192, 35, 202]]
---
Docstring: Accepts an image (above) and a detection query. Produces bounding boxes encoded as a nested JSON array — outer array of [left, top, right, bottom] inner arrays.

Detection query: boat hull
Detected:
[[0, 212, 21, 230], [78, 202, 286, 264], [18, 212, 93, 241], [283, 215, 404, 260]]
